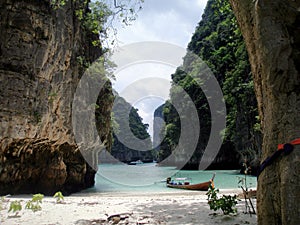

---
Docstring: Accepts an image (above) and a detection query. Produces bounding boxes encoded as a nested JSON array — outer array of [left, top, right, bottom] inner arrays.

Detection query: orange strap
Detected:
[[258, 137, 299, 177], [277, 138, 300, 150]]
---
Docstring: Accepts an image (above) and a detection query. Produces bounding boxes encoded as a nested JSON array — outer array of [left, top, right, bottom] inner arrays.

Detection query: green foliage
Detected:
[[89, 103, 100, 110], [111, 112, 120, 135], [5, 194, 45, 217], [50, 0, 144, 48], [253, 116, 261, 132], [110, 0, 145, 22], [31, 194, 44, 203], [76, 56, 88, 68], [25, 194, 44, 212], [83, 1, 113, 36], [25, 201, 41, 212], [206, 185, 239, 215], [237, 161, 256, 214], [8, 200, 22, 214], [0, 196, 5, 210], [194, 0, 260, 151], [158, 0, 261, 167], [84, 55, 116, 81], [50, 0, 66, 9], [53, 191, 64, 204], [111, 94, 153, 162]]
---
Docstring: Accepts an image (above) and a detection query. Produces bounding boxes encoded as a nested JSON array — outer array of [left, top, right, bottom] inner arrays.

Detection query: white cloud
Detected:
[[114, 0, 207, 48], [114, 63, 173, 139], [196, 0, 208, 8], [109, 0, 208, 138], [113, 62, 175, 93]]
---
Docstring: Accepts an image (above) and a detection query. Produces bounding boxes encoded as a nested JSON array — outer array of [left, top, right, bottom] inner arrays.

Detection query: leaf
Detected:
[[32, 194, 44, 203], [53, 191, 64, 203], [9, 201, 22, 213]]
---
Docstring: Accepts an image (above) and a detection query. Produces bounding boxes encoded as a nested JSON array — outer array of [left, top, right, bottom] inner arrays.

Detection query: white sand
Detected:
[[0, 189, 257, 225]]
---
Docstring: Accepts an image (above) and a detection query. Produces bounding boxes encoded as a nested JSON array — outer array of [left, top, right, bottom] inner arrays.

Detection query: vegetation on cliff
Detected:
[[111, 94, 153, 163], [157, 0, 261, 171], [50, 0, 144, 48]]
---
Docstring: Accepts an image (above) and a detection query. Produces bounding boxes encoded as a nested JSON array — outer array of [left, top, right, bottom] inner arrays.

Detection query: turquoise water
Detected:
[[83, 163, 257, 193]]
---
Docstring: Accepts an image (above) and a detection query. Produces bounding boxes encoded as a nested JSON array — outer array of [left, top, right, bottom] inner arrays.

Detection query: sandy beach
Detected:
[[0, 189, 257, 225]]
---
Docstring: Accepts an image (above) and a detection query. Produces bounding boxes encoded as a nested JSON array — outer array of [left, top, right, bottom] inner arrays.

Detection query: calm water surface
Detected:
[[82, 163, 257, 194]]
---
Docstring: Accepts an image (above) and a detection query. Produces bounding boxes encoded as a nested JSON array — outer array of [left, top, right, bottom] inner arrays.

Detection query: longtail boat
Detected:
[[166, 173, 215, 191]]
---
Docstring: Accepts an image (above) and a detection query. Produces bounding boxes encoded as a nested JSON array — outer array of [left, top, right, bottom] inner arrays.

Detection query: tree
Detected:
[[229, 0, 300, 224], [50, 0, 144, 48]]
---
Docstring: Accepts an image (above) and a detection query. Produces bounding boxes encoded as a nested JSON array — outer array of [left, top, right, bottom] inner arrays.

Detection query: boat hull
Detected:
[[166, 181, 211, 191]]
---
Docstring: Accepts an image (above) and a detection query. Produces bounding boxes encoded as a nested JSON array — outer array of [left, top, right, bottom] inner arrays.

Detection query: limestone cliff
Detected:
[[110, 95, 153, 163], [153, 104, 164, 152], [0, 0, 113, 195]]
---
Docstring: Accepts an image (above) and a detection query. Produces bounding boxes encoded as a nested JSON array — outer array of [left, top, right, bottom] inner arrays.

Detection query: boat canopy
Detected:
[[173, 177, 192, 181]]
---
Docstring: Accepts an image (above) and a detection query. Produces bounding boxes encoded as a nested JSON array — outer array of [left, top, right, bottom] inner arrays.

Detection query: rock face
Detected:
[[152, 104, 164, 154], [0, 0, 113, 195], [110, 95, 153, 163]]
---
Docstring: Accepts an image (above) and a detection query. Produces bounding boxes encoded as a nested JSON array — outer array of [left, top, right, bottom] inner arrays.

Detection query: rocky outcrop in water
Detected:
[[0, 0, 113, 195]]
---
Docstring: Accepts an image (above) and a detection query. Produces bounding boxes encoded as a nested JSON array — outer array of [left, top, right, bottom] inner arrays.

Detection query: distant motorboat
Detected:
[[128, 160, 144, 165]]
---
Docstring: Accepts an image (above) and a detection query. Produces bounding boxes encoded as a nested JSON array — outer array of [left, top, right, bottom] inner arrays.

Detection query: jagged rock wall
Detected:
[[110, 95, 153, 163], [0, 0, 113, 195]]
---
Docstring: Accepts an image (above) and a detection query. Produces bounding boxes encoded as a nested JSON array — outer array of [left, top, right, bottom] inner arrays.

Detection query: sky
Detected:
[[109, 0, 208, 138], [112, 0, 207, 46]]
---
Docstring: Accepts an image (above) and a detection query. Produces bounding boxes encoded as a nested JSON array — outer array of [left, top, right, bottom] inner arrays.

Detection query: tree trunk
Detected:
[[229, 0, 300, 224]]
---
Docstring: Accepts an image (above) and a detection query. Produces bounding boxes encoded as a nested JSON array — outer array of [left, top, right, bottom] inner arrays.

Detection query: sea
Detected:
[[81, 163, 257, 194]]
